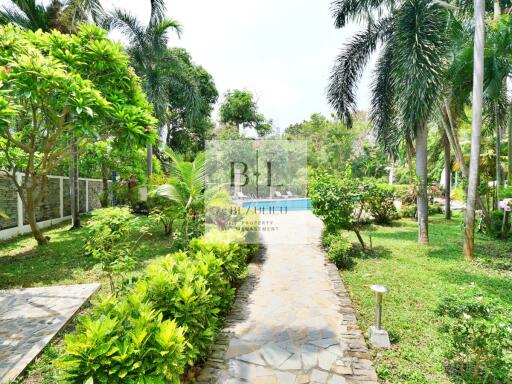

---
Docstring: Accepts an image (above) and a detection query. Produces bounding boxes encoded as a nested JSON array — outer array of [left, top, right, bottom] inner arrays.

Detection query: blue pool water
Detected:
[[241, 198, 312, 211]]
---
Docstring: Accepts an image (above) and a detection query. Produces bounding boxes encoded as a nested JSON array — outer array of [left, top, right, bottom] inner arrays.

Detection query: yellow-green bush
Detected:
[[58, 229, 255, 383]]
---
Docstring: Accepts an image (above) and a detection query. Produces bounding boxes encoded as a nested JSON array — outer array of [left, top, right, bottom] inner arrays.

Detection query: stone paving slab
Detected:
[[0, 283, 100, 383], [197, 212, 379, 384]]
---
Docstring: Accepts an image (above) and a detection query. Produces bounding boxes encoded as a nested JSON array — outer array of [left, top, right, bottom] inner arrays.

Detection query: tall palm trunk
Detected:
[[69, 132, 80, 229], [442, 102, 491, 224], [508, 102, 512, 185], [101, 162, 109, 207], [444, 132, 452, 220], [416, 123, 429, 244], [494, 0, 501, 21], [495, 107, 501, 205], [146, 144, 153, 181], [464, 0, 485, 260]]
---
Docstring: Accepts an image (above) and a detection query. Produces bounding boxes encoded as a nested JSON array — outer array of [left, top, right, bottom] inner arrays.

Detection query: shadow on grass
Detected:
[[0, 221, 175, 290], [438, 269, 512, 306]]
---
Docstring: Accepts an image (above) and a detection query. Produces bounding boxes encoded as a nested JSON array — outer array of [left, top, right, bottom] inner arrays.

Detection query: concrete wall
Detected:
[[0, 174, 107, 240]]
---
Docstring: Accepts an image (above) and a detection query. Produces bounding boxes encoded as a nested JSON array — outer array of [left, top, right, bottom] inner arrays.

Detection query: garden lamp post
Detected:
[[369, 284, 391, 349]]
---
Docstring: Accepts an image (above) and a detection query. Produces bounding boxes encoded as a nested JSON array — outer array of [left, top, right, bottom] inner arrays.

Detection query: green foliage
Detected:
[[58, 228, 253, 381], [219, 89, 272, 137], [436, 291, 512, 383], [150, 148, 205, 240], [84, 208, 147, 294], [190, 229, 251, 285], [327, 235, 356, 270], [136, 251, 229, 363], [284, 113, 366, 173], [366, 183, 398, 225], [56, 292, 186, 384]]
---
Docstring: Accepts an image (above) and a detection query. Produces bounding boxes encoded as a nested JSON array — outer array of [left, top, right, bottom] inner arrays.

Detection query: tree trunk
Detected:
[[495, 113, 501, 206], [416, 123, 429, 245], [444, 132, 452, 220], [25, 188, 47, 245], [406, 139, 415, 184], [101, 162, 109, 208], [464, 0, 485, 261], [509, 101, 512, 186], [69, 134, 80, 229], [146, 144, 153, 181], [494, 0, 501, 21], [442, 101, 491, 225]]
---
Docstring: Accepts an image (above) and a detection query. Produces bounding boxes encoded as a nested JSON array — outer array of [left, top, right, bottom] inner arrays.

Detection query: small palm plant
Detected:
[[151, 147, 205, 240]]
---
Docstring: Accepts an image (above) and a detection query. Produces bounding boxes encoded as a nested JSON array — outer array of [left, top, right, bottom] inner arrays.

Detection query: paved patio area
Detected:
[[198, 211, 378, 384], [0, 283, 100, 383]]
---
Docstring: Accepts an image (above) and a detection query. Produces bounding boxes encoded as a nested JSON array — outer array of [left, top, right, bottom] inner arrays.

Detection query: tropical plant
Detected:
[[0, 0, 104, 33], [0, 24, 156, 245], [150, 147, 205, 239], [56, 292, 187, 384], [328, 0, 453, 244]]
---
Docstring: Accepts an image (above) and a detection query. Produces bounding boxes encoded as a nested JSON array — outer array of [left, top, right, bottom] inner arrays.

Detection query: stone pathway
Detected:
[[0, 283, 100, 383], [197, 211, 378, 383]]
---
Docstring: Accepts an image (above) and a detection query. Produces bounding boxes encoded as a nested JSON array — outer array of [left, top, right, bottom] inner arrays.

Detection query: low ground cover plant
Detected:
[[58, 228, 256, 383], [436, 290, 512, 383]]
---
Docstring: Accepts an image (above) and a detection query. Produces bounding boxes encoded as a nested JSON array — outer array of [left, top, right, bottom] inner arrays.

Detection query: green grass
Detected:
[[0, 214, 180, 383], [342, 212, 512, 384]]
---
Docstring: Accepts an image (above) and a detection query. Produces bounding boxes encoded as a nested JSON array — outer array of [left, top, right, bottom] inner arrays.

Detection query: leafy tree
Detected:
[[219, 89, 273, 137], [0, 24, 156, 245], [328, 0, 453, 244], [284, 113, 364, 172], [1, 0, 106, 229], [108, 0, 212, 177], [163, 48, 218, 156]]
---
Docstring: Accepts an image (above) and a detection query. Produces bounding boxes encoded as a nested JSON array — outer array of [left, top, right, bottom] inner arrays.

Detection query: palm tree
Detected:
[[464, 0, 486, 260], [328, 0, 452, 244], [152, 147, 205, 239], [107, 0, 184, 180], [0, 0, 103, 33]]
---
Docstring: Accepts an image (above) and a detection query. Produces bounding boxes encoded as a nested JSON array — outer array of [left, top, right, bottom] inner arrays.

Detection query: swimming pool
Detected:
[[241, 198, 312, 211]]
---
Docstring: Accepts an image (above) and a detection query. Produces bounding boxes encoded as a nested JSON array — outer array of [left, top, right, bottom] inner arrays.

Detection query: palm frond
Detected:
[[371, 41, 401, 156], [330, 0, 394, 28], [0, 0, 50, 30], [109, 9, 147, 49], [149, 0, 167, 26], [327, 17, 391, 127], [390, 0, 450, 137]]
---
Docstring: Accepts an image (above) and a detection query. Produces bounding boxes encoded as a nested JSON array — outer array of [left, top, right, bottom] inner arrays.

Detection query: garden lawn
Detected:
[[342, 212, 512, 384], [0, 215, 179, 383]]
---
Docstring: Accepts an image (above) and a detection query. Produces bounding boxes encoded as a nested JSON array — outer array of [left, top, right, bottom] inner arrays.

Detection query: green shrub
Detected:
[[190, 229, 251, 284], [366, 183, 399, 225], [436, 291, 512, 383], [309, 173, 368, 248], [327, 235, 356, 270], [484, 209, 510, 239], [84, 208, 146, 294], [59, 228, 253, 381], [400, 205, 416, 218], [137, 251, 231, 363], [56, 292, 187, 384], [428, 203, 443, 215]]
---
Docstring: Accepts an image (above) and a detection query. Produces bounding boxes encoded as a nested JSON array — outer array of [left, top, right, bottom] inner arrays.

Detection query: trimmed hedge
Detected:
[[56, 229, 256, 383]]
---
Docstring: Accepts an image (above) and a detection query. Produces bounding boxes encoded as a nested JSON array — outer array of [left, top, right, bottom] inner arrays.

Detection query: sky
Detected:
[[108, 0, 373, 131], [0, 0, 373, 131]]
